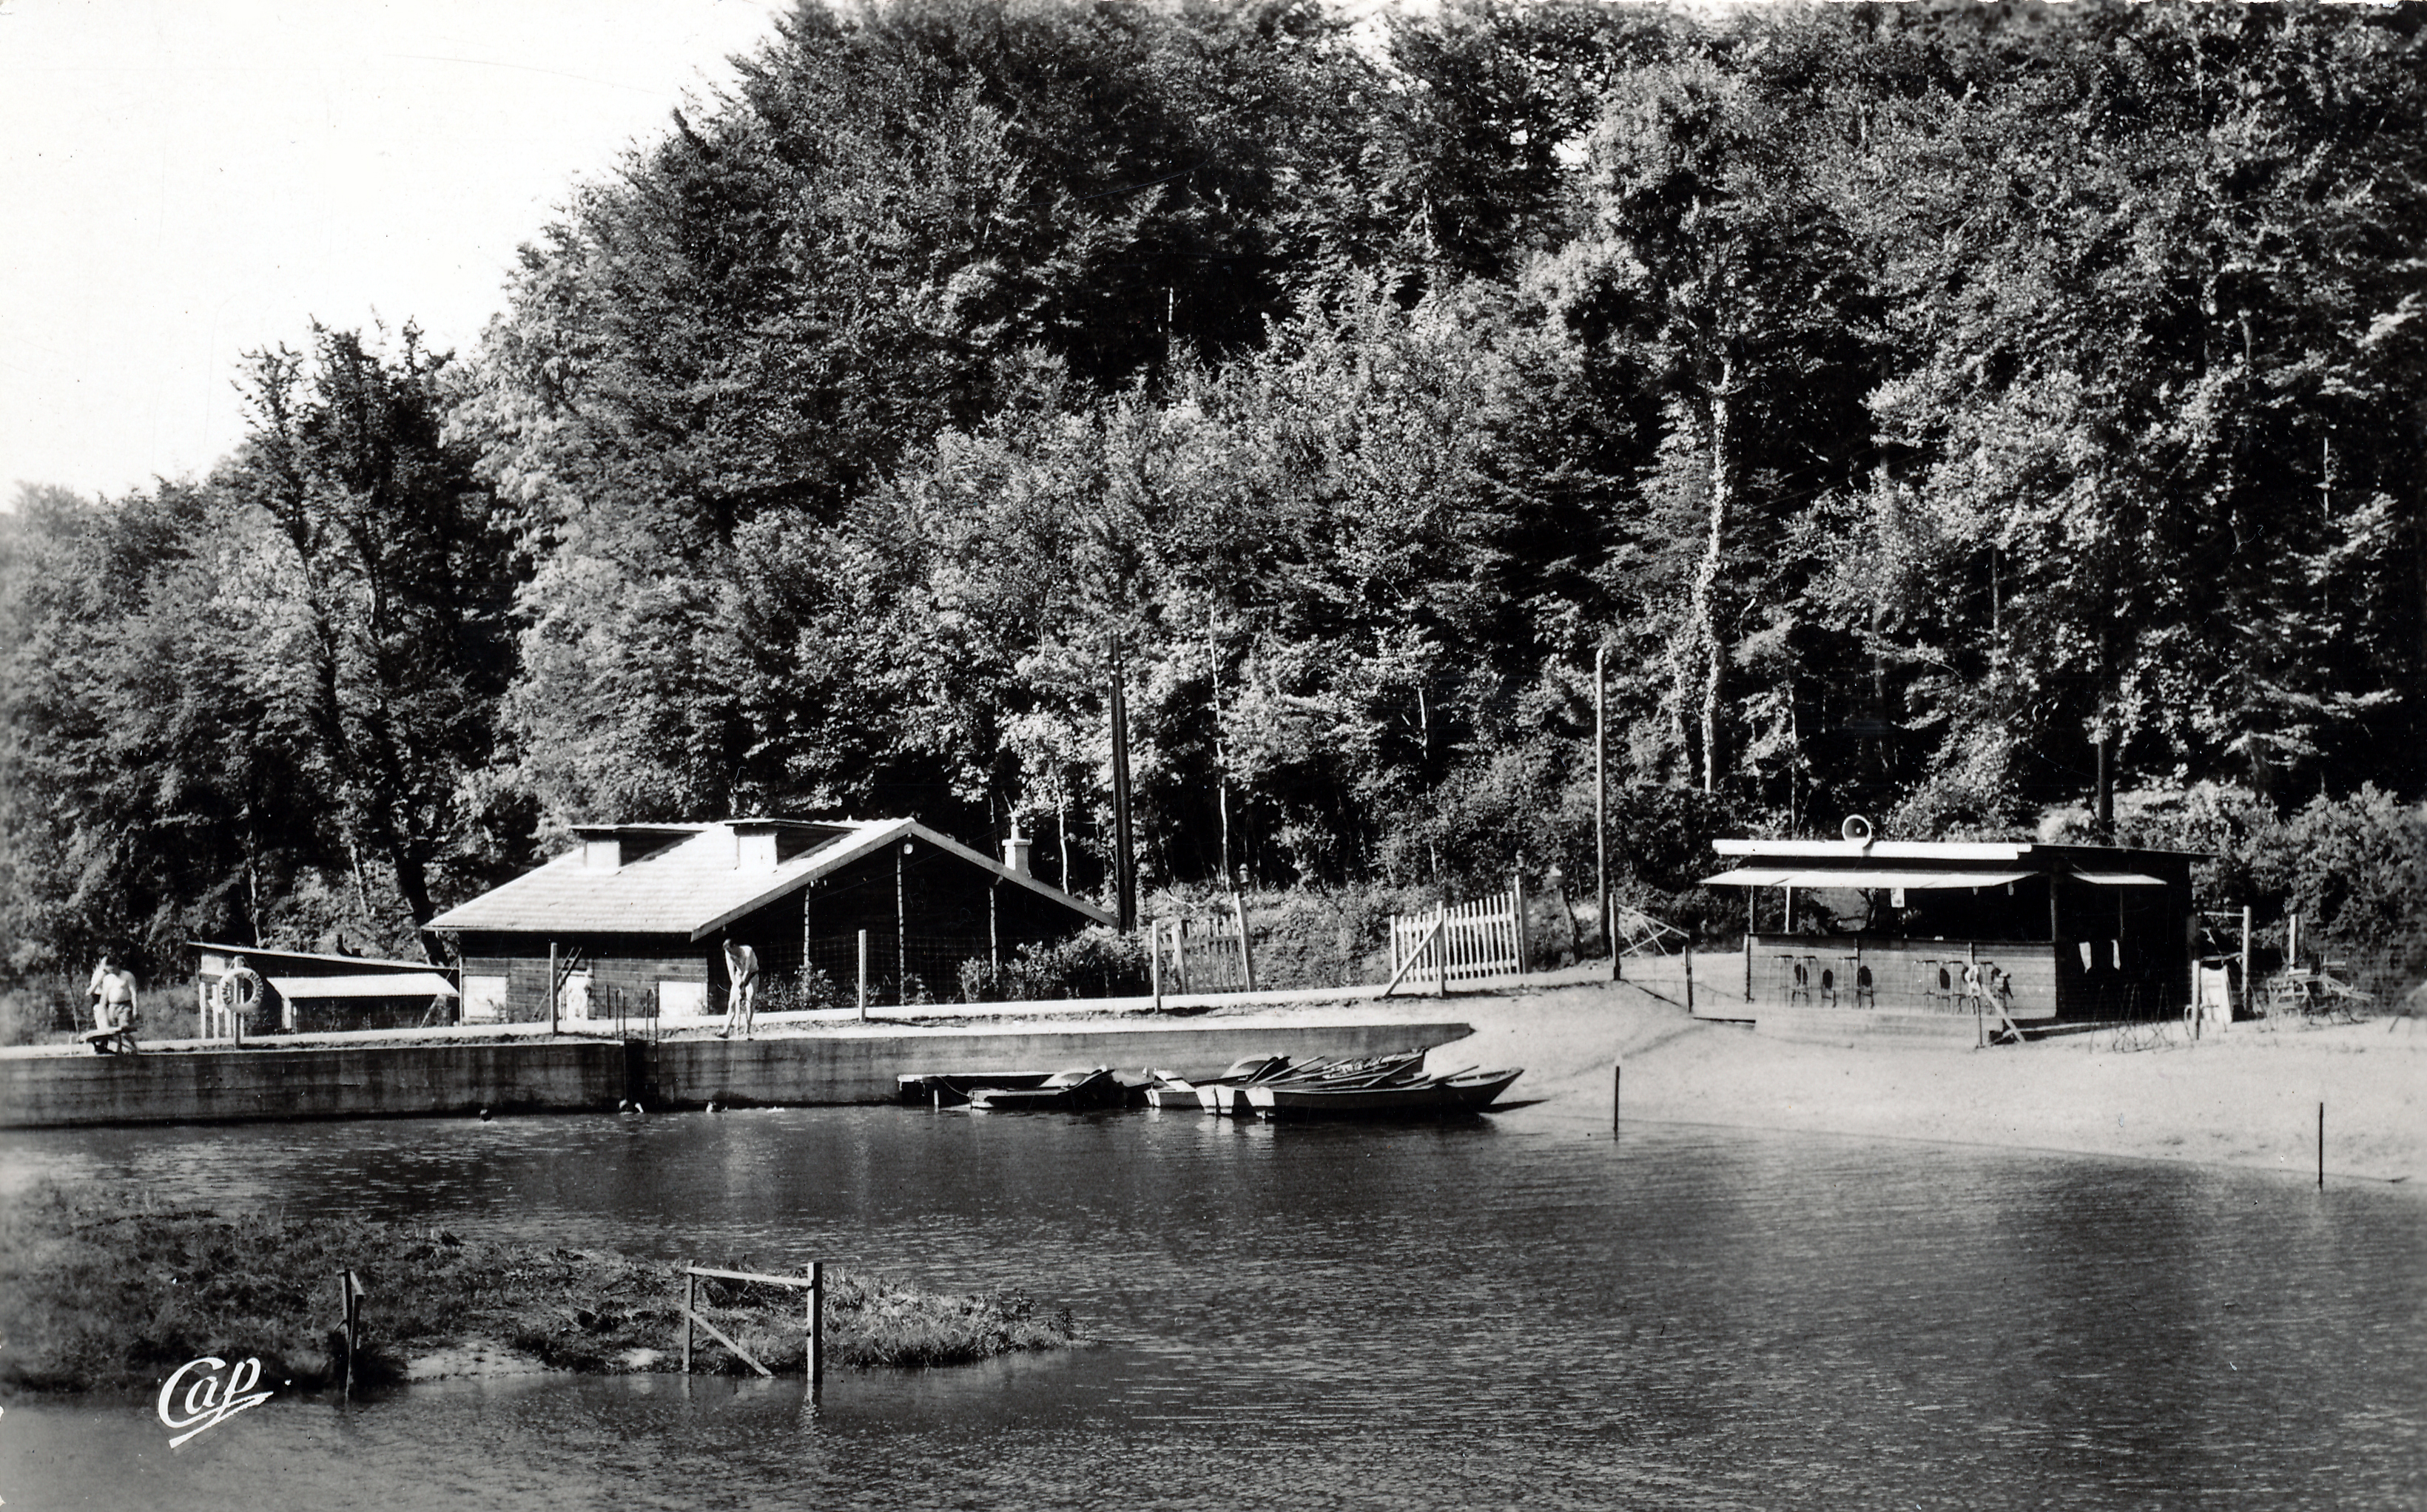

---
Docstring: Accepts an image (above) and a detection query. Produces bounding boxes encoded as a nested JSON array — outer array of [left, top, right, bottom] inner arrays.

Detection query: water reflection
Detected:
[[1, 1108, 2419, 1511]]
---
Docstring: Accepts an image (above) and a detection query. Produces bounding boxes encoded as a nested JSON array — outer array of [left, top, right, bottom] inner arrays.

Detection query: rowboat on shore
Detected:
[[1143, 1055, 1294, 1112], [1202, 1049, 1434, 1116], [1242, 1067, 1523, 1119]]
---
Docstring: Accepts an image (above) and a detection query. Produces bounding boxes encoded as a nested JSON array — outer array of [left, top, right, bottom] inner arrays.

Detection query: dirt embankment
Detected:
[[1328, 978, 2427, 1189]]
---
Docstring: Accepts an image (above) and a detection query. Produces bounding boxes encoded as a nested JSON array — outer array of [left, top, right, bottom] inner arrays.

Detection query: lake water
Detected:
[[1, 1103, 2421, 1511]]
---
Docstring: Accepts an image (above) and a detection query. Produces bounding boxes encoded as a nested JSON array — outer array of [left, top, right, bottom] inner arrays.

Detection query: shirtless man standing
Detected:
[[718, 939, 758, 1039], [85, 954, 141, 1053]]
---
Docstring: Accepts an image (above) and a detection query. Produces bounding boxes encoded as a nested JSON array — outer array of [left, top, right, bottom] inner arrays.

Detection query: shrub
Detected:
[[957, 926, 1148, 1002]]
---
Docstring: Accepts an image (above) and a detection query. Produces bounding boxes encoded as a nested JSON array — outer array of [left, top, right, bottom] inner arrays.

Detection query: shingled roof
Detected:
[[425, 818, 1112, 939]]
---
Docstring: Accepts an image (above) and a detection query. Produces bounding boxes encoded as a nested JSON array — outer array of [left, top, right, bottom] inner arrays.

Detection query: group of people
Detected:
[[71, 939, 764, 1053]]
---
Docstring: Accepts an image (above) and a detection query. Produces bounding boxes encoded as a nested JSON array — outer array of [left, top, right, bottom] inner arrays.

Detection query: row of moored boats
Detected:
[[897, 1050, 1522, 1119]]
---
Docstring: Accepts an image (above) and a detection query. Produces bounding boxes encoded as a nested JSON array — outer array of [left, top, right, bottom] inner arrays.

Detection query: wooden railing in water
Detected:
[[679, 1261, 824, 1387]]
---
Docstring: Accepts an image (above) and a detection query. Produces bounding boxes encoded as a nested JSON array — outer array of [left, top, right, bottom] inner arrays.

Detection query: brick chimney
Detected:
[[1003, 820, 1031, 879]]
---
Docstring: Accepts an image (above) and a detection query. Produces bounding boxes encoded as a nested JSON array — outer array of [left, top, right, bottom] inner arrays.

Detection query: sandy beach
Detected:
[[1312, 975, 2427, 1192]]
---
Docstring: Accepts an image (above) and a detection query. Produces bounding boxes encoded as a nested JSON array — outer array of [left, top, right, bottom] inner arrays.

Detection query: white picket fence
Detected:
[[1386, 885, 1526, 995]]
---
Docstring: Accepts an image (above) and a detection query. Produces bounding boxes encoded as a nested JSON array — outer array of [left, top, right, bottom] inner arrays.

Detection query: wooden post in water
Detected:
[[681, 1263, 696, 1373], [1612, 1062, 1621, 1133], [337, 1269, 363, 1400], [807, 1260, 824, 1389], [2318, 1102, 2325, 1189]]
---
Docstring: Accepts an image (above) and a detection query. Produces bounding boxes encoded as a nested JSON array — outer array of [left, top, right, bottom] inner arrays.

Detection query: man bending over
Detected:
[[718, 939, 758, 1039]]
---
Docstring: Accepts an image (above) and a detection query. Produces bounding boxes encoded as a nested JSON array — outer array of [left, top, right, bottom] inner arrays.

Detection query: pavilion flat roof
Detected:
[[1703, 838, 2192, 892]]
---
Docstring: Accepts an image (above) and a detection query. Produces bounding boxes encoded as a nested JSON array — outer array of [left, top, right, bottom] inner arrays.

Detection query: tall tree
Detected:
[[223, 325, 525, 942]]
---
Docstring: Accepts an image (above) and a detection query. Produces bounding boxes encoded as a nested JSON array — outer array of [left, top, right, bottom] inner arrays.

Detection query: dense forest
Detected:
[[4, 0, 2423, 988]]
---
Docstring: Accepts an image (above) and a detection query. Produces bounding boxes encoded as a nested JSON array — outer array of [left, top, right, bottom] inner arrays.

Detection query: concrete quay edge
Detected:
[[0, 1018, 1474, 1130]]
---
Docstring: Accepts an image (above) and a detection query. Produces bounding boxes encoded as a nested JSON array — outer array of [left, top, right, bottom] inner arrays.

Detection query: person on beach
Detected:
[[718, 939, 758, 1039], [84, 954, 141, 1053]]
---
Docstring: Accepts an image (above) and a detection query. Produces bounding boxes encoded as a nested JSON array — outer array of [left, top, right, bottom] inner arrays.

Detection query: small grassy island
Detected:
[[0, 1184, 1080, 1394]]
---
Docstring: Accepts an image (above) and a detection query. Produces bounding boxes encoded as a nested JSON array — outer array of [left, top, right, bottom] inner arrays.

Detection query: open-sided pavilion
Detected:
[[1700, 837, 2201, 1031]]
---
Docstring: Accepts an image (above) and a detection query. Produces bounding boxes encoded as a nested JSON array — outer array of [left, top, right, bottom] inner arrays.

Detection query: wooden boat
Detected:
[[898, 1071, 1054, 1107], [1204, 1049, 1431, 1115], [1145, 1055, 1292, 1113], [1242, 1067, 1523, 1119], [966, 1067, 1130, 1113]]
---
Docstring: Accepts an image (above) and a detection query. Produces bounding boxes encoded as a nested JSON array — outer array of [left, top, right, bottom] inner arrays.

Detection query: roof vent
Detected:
[[738, 827, 778, 870]]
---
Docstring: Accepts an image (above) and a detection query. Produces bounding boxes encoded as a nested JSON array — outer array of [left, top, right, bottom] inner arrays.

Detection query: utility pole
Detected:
[[1111, 657, 1137, 933], [1595, 644, 1610, 955]]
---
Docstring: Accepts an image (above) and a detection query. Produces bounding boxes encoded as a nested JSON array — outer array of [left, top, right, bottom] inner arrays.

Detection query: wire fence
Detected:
[[803, 934, 998, 1010]]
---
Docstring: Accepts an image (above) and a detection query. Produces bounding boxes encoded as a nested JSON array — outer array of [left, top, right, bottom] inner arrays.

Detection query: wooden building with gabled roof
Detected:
[[424, 817, 1110, 1025]]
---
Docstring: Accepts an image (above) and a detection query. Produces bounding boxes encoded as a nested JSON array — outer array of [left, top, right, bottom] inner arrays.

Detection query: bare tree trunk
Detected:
[[1689, 358, 1734, 794]]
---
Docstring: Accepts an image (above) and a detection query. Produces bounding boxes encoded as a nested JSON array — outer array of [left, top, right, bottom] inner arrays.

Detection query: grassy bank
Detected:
[[0, 1184, 1078, 1394]]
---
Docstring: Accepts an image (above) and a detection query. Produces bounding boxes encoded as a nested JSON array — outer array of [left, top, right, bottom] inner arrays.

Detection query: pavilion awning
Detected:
[[267, 972, 457, 1001], [2066, 871, 2167, 888], [1700, 868, 2037, 891]]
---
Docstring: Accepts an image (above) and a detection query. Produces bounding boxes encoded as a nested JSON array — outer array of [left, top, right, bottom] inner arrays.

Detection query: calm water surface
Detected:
[[1, 1104, 2420, 1511]]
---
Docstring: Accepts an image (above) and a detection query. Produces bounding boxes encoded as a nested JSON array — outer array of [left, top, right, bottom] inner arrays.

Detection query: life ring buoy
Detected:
[[219, 967, 265, 1018]]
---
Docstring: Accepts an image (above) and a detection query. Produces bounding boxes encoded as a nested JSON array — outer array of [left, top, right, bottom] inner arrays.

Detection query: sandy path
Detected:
[[1301, 979, 2427, 1191]]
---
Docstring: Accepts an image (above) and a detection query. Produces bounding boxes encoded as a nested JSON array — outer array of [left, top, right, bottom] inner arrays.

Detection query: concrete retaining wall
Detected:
[[0, 1042, 622, 1128], [0, 1020, 1470, 1129]]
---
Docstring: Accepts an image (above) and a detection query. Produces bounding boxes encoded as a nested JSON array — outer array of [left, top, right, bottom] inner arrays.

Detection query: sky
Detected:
[[0, 0, 797, 501]]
